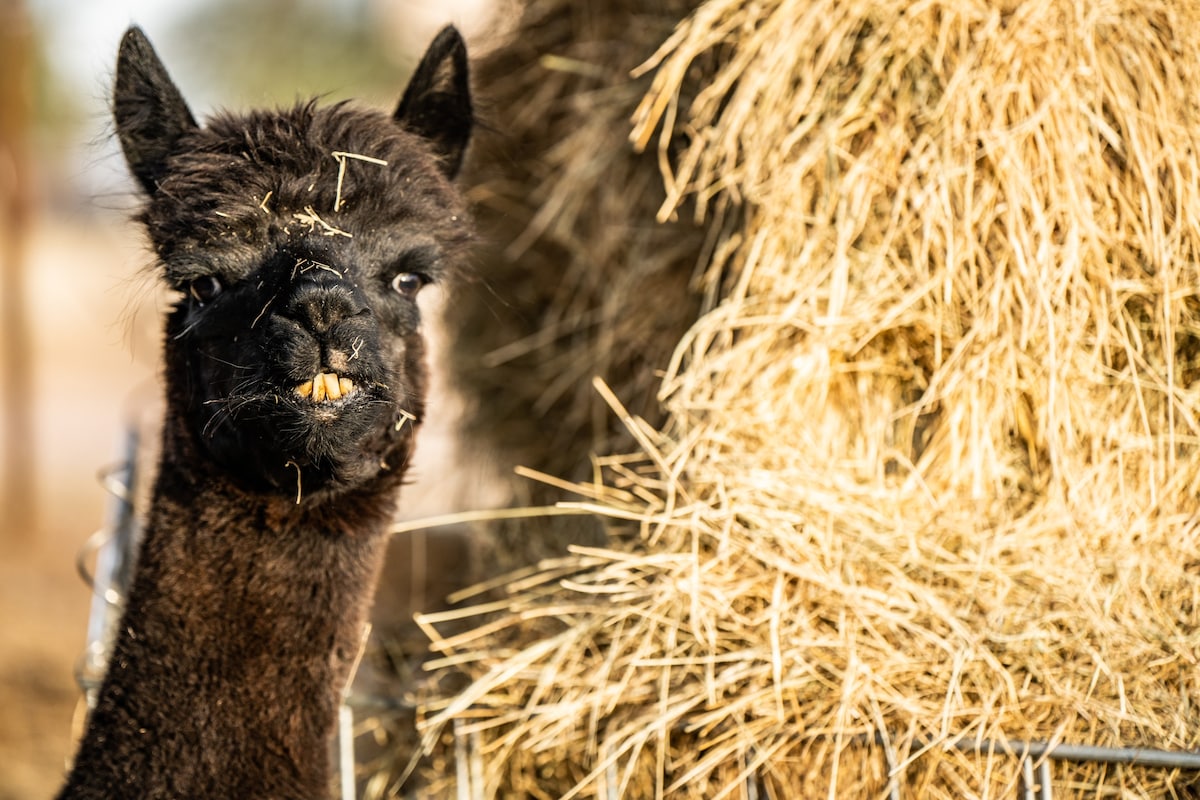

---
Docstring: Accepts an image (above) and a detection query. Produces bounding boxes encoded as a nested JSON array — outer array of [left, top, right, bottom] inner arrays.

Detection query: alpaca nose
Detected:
[[286, 280, 367, 335]]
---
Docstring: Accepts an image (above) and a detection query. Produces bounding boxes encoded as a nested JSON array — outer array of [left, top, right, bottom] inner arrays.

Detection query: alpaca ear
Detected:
[[394, 25, 472, 178], [113, 26, 197, 195]]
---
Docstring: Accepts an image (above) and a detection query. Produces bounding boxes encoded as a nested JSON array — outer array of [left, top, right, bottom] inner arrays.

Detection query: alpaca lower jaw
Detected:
[[193, 374, 400, 493]]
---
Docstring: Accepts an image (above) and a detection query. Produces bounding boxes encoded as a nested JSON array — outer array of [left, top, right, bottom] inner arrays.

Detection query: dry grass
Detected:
[[407, 0, 1200, 796]]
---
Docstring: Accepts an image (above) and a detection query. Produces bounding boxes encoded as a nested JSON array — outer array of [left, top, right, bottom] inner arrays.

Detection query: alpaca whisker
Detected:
[[198, 352, 255, 371], [201, 408, 231, 439], [172, 317, 203, 340]]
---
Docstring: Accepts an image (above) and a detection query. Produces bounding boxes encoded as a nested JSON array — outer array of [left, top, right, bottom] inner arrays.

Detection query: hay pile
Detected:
[[416, 0, 1200, 796]]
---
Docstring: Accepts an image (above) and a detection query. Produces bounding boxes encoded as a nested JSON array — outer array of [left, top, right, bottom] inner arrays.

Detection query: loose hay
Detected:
[[416, 0, 1200, 796]]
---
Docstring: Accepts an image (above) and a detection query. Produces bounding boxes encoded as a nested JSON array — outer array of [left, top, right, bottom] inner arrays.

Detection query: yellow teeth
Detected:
[[294, 372, 355, 403], [323, 372, 341, 401]]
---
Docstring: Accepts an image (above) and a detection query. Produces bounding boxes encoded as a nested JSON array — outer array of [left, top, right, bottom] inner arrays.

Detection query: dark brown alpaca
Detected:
[[57, 25, 471, 799]]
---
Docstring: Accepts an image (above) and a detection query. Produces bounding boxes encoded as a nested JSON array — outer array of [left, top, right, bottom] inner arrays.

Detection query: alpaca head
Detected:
[[114, 26, 472, 498]]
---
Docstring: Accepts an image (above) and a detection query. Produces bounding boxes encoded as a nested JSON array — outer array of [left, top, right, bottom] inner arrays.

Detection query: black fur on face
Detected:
[[114, 26, 472, 497]]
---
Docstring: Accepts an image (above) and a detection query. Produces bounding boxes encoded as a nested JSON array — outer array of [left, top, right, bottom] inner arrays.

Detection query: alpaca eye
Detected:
[[390, 272, 427, 297], [188, 275, 224, 305]]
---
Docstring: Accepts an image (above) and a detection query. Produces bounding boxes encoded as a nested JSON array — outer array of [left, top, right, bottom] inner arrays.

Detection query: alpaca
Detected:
[[57, 24, 471, 799]]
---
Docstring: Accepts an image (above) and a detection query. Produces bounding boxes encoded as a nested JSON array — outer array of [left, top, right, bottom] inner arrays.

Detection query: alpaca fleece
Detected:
[[57, 25, 472, 800]]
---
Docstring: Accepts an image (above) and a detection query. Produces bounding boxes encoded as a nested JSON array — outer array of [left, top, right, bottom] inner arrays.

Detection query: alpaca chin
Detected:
[[190, 376, 409, 497]]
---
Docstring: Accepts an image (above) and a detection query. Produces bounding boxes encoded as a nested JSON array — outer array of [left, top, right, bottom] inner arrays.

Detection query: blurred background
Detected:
[[0, 1, 493, 796]]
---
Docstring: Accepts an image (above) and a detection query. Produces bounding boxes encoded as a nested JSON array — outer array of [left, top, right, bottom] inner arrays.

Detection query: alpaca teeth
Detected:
[[295, 372, 356, 403], [323, 372, 342, 401]]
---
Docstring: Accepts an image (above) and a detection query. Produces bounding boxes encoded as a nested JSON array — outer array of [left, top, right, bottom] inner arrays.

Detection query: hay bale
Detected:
[[418, 0, 1200, 796]]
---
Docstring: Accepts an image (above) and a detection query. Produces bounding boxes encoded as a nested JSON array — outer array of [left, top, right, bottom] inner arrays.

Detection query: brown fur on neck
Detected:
[[61, 417, 400, 797]]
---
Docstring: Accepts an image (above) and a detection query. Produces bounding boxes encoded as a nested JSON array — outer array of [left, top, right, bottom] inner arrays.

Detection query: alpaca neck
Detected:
[[59, 416, 404, 800]]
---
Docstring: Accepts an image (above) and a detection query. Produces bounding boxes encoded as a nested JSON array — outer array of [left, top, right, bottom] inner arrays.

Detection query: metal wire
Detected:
[[74, 427, 142, 708], [858, 732, 1200, 799], [934, 736, 1200, 772]]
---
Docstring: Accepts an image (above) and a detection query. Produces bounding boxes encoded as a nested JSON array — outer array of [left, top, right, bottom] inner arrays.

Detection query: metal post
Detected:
[[1018, 756, 1036, 800], [339, 704, 356, 800], [1036, 757, 1053, 800]]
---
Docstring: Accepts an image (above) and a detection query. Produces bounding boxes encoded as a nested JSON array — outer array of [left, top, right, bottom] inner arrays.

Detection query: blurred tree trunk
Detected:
[[0, 0, 35, 551]]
